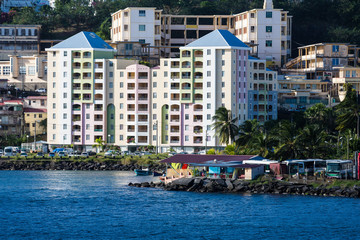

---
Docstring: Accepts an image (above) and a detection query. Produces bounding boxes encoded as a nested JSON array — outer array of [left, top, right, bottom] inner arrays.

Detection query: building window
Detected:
[[266, 12, 272, 18], [53, 113, 56, 119], [207, 82, 211, 87], [63, 93, 67, 98], [63, 72, 67, 77], [222, 82, 225, 88], [332, 58, 339, 66], [153, 103, 157, 109], [120, 103, 124, 109], [28, 66, 35, 75], [207, 93, 211, 98], [222, 60, 225, 66], [185, 136, 189, 141], [63, 124, 67, 130], [207, 71, 211, 77], [3, 66, 10, 75], [185, 104, 189, 109], [251, 26, 255, 32], [63, 103, 67, 109], [53, 93, 56, 98], [333, 45, 339, 52], [86, 135, 90, 140], [139, 10, 146, 16], [185, 114, 189, 120], [109, 82, 113, 88], [139, 25, 146, 31], [86, 103, 90, 109], [153, 114, 157, 120], [19, 66, 26, 75], [53, 61, 56, 67], [120, 135, 123, 141], [63, 82, 67, 88], [207, 103, 211, 109], [109, 72, 113, 78], [86, 124, 90, 130], [250, 13, 255, 18], [266, 26, 272, 32], [120, 124, 123, 130], [53, 124, 56, 129], [222, 92, 225, 98], [164, 71, 168, 77], [185, 125, 189, 131], [266, 40, 272, 47], [120, 82, 123, 88], [120, 114, 123, 119], [64, 51, 67, 56], [153, 71, 157, 77], [207, 49, 211, 55], [109, 93, 113, 99], [164, 93, 168, 98], [207, 114, 211, 120], [207, 60, 211, 66], [164, 82, 168, 88], [53, 72, 56, 77], [52, 134, 56, 140], [86, 113, 90, 119], [63, 113, 67, 119], [139, 39, 145, 44], [164, 61, 168, 66], [120, 72, 124, 77], [153, 93, 157, 98], [109, 61, 113, 67], [120, 93, 123, 98], [222, 49, 225, 55]]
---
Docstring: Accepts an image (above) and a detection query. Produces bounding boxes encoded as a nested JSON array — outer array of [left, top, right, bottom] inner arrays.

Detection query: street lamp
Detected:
[[108, 134, 111, 144]]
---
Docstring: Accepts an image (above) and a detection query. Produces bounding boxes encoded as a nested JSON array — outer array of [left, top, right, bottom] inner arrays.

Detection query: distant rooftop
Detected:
[[183, 30, 250, 49], [50, 32, 113, 50], [161, 155, 261, 164]]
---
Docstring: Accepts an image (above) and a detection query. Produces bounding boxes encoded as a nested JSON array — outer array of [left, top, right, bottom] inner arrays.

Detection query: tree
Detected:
[[39, 118, 47, 134], [236, 120, 261, 147], [336, 84, 360, 137], [92, 137, 105, 153], [212, 107, 238, 145], [274, 121, 302, 161]]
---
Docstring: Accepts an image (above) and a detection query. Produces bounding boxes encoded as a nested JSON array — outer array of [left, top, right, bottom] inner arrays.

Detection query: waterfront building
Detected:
[[46, 31, 115, 148], [277, 75, 332, 111], [0, 54, 47, 90], [110, 0, 292, 67], [47, 30, 277, 152]]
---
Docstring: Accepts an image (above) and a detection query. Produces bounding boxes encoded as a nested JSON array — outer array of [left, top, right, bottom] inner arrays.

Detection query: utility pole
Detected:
[[153, 120, 158, 155], [205, 129, 208, 153]]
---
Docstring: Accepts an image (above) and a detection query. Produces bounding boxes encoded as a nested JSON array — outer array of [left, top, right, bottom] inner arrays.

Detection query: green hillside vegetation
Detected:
[[2, 0, 360, 51]]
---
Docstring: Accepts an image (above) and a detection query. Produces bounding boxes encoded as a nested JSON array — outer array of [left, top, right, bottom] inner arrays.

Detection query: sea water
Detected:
[[0, 171, 359, 240]]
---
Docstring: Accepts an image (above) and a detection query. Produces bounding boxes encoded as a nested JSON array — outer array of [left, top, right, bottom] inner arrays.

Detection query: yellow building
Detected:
[[24, 108, 47, 136], [332, 66, 360, 101]]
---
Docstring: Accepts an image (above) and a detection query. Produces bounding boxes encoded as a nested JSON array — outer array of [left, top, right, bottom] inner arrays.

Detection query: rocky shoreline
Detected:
[[0, 160, 165, 171], [129, 177, 360, 198]]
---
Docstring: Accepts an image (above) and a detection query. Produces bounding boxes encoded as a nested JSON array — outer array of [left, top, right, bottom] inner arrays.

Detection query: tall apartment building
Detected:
[[110, 0, 292, 67], [0, 54, 47, 90], [46, 32, 115, 147], [47, 30, 277, 152]]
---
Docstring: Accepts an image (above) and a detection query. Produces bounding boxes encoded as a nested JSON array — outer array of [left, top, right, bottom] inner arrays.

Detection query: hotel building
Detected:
[[47, 30, 277, 152]]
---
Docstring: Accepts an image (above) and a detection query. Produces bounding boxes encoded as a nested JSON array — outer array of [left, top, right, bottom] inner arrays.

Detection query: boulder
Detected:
[[172, 178, 195, 188], [225, 180, 234, 191]]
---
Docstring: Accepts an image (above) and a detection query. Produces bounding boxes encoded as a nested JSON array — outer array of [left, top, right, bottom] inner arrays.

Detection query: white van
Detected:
[[4, 147, 16, 157]]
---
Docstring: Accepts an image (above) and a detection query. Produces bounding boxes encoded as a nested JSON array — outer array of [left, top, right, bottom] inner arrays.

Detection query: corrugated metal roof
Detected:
[[50, 32, 113, 50], [161, 154, 259, 164], [185, 30, 250, 49]]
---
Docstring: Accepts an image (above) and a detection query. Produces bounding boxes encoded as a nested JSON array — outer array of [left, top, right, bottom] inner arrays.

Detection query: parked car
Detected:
[[20, 152, 28, 157], [104, 150, 116, 157], [178, 152, 188, 155], [198, 150, 207, 155], [87, 151, 96, 156], [37, 152, 44, 157], [35, 88, 46, 93], [81, 152, 89, 157], [48, 152, 55, 158], [58, 151, 67, 157]]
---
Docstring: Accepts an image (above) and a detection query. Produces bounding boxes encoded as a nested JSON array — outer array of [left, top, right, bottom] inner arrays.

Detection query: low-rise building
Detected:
[[278, 75, 332, 111], [0, 98, 24, 137], [332, 66, 360, 101], [0, 54, 47, 90]]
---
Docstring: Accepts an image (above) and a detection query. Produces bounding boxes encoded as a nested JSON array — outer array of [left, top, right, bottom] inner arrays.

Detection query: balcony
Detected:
[[138, 104, 148, 111], [94, 94, 102, 101], [73, 62, 81, 69], [128, 72, 135, 79], [138, 72, 148, 79], [94, 126, 103, 132], [127, 115, 135, 122], [194, 50, 203, 58], [138, 126, 148, 132], [138, 136, 148, 143], [182, 51, 191, 58], [138, 83, 148, 90], [171, 62, 180, 68], [72, 104, 81, 111], [95, 73, 103, 80], [194, 116, 203, 122], [170, 116, 180, 122], [83, 52, 91, 58], [127, 126, 135, 132], [182, 61, 191, 68], [182, 72, 191, 79], [138, 94, 148, 101], [171, 83, 179, 90], [94, 104, 103, 111], [73, 52, 81, 58], [94, 115, 103, 121], [194, 94, 203, 101], [194, 105, 203, 112], [193, 137, 203, 144], [194, 126, 203, 134], [95, 83, 103, 90], [73, 84, 81, 90], [170, 137, 180, 143], [171, 73, 180, 79], [171, 105, 180, 112], [83, 62, 91, 69], [73, 115, 81, 122], [83, 94, 91, 101], [138, 116, 148, 122], [127, 94, 135, 101], [170, 126, 180, 133]]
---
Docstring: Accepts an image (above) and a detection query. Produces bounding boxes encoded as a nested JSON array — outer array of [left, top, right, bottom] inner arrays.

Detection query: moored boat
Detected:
[[134, 168, 152, 176]]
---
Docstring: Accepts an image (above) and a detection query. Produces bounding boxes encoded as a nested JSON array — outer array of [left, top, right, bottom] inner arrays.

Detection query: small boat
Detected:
[[153, 171, 163, 177], [134, 168, 152, 176]]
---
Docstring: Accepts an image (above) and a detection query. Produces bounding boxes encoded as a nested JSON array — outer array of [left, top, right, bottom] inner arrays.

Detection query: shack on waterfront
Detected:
[[160, 155, 265, 182]]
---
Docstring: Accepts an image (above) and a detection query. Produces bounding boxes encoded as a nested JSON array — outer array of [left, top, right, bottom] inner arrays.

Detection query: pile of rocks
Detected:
[[0, 160, 165, 171], [129, 177, 360, 198]]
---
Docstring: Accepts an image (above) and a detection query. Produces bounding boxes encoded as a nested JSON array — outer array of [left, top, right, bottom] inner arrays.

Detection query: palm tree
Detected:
[[247, 131, 275, 158], [298, 124, 329, 158], [212, 107, 238, 145], [336, 84, 360, 137], [274, 121, 302, 161], [92, 137, 105, 153], [235, 120, 261, 147]]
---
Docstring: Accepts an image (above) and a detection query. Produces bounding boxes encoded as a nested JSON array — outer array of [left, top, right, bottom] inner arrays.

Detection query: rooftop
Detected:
[[24, 108, 47, 113], [50, 32, 113, 50], [161, 155, 261, 164], [183, 30, 250, 49]]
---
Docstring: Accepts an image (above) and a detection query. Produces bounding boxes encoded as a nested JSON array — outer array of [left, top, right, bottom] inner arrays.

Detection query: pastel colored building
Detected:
[[46, 32, 115, 149], [24, 96, 47, 137], [47, 30, 278, 152], [0, 54, 47, 90], [278, 75, 332, 111], [0, 98, 23, 137], [110, 0, 292, 67], [332, 66, 360, 101]]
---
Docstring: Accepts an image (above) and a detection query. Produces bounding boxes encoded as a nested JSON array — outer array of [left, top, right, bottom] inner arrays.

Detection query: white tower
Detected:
[[263, 0, 274, 9]]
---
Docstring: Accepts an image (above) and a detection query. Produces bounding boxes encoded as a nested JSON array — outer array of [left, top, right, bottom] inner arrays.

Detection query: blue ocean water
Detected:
[[0, 171, 360, 240]]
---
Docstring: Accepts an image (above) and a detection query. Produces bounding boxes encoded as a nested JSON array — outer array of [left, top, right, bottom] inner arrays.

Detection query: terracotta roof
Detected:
[[24, 108, 47, 113], [26, 96, 47, 100], [160, 155, 259, 164]]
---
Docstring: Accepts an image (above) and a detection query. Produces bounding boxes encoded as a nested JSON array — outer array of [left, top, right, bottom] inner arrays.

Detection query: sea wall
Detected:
[[129, 177, 360, 198], [0, 160, 165, 171]]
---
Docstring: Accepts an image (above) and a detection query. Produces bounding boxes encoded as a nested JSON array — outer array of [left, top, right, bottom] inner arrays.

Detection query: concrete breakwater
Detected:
[[129, 177, 360, 198], [0, 160, 165, 171]]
